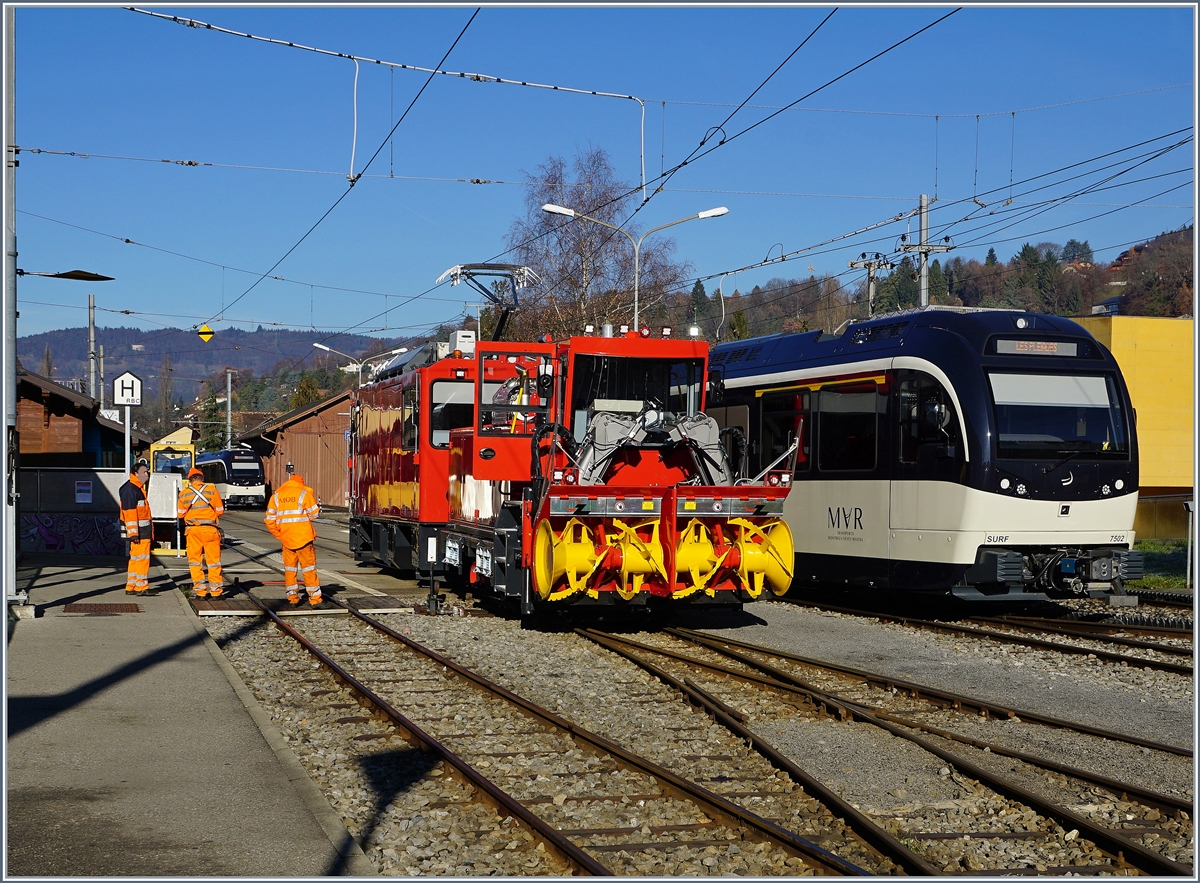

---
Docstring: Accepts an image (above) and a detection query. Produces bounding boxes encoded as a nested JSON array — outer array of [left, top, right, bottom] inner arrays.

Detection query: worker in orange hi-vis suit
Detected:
[[119, 459, 153, 594], [178, 467, 225, 599], [264, 464, 323, 606]]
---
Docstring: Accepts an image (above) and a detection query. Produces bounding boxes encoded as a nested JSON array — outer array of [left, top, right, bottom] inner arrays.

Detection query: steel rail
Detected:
[[595, 630, 1192, 876], [577, 628, 943, 876], [583, 630, 1193, 817], [1128, 590, 1194, 609], [668, 628, 1193, 758], [326, 598, 869, 875], [237, 591, 614, 876], [782, 599, 1192, 674], [990, 614, 1193, 640], [967, 615, 1194, 657]]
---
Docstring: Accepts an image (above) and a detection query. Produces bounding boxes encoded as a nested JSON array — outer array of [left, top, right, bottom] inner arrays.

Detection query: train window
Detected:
[[401, 385, 419, 451], [899, 375, 958, 464], [818, 382, 879, 471], [430, 381, 474, 447], [989, 372, 1128, 458], [760, 390, 810, 473], [478, 352, 549, 436]]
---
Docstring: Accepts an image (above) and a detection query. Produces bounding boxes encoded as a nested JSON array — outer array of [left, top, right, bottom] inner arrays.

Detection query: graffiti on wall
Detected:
[[20, 514, 124, 556]]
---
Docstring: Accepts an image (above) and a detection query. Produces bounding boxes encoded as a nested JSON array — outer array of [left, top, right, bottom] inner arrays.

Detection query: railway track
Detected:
[[205, 537, 1191, 874], [216, 596, 894, 876], [665, 628, 1191, 758], [582, 628, 1193, 876], [990, 615, 1193, 641], [785, 599, 1192, 675]]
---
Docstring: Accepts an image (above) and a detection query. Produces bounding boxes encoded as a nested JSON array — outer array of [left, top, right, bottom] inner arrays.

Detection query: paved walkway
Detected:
[[5, 555, 376, 877]]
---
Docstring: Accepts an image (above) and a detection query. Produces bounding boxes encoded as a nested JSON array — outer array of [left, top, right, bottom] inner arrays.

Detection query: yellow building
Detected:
[[1075, 315, 1193, 539]]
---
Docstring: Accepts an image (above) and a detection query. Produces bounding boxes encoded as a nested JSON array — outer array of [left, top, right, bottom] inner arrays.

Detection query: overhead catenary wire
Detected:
[[202, 8, 479, 326], [124, 9, 1190, 124]]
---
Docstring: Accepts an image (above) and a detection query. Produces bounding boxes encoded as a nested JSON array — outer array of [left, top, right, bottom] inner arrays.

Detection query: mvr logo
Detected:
[[828, 507, 864, 530]]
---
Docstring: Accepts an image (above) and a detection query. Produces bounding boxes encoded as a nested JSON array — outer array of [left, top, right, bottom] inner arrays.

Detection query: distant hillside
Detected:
[[17, 325, 412, 402]]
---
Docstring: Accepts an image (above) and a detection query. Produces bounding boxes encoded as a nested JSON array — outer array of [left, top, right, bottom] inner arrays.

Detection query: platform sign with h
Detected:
[[112, 372, 143, 471]]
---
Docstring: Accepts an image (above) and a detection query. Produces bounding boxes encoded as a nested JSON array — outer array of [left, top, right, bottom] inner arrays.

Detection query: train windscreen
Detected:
[[229, 454, 264, 485], [571, 356, 704, 418], [988, 373, 1128, 458]]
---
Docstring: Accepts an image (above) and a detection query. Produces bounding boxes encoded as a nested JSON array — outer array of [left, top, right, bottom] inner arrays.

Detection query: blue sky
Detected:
[[12, 4, 1196, 342]]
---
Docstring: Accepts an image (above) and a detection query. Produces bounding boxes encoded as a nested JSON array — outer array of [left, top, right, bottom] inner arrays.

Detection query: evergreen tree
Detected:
[[290, 373, 322, 410], [985, 248, 998, 266], [1061, 239, 1094, 263], [199, 388, 224, 452], [39, 344, 53, 378], [727, 310, 750, 340], [928, 259, 949, 304], [690, 280, 708, 324], [874, 257, 920, 312]]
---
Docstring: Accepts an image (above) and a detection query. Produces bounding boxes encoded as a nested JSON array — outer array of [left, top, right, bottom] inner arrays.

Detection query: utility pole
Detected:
[[225, 368, 232, 449], [98, 345, 105, 409], [4, 5, 19, 603], [899, 194, 953, 307], [88, 293, 96, 399], [848, 253, 895, 317]]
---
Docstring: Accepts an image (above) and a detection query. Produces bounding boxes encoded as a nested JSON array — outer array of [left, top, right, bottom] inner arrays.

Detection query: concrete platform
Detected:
[[6, 560, 377, 877]]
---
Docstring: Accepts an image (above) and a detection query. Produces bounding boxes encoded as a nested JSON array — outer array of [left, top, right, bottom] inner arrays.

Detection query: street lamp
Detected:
[[542, 203, 728, 328], [312, 342, 409, 387]]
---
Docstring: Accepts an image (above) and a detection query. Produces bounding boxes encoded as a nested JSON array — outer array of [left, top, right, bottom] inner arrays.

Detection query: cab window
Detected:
[[430, 381, 474, 448]]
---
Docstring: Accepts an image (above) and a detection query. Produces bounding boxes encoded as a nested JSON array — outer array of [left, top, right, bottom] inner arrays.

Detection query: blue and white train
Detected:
[[196, 447, 268, 508], [707, 306, 1143, 599]]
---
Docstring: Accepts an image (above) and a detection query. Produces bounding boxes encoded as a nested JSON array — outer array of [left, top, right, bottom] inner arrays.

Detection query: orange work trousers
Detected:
[[126, 539, 152, 593], [282, 542, 321, 602], [186, 525, 223, 595]]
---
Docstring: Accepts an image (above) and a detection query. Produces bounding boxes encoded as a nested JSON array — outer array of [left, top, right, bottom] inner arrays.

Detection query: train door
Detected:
[[890, 370, 966, 529], [889, 370, 969, 590], [808, 379, 890, 584]]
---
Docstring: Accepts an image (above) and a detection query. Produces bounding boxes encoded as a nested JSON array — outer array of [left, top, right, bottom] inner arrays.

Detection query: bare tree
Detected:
[[502, 146, 692, 339]]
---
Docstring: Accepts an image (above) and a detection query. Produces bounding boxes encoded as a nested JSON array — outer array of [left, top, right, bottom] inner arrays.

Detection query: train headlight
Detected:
[[999, 477, 1011, 491], [767, 473, 780, 486], [780, 473, 791, 486], [1114, 478, 1124, 491], [1101, 484, 1112, 496], [1016, 483, 1027, 496]]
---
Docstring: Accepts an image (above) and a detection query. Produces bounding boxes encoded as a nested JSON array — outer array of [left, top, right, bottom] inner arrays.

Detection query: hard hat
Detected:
[[188, 468, 204, 479]]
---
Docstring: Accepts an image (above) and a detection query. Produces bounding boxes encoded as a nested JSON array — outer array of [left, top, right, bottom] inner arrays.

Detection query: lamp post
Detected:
[[542, 203, 728, 329], [312, 342, 408, 387]]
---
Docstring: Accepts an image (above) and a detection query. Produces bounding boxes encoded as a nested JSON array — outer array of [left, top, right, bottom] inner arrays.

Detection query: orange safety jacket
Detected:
[[264, 475, 319, 549], [177, 480, 225, 527], [119, 474, 152, 541]]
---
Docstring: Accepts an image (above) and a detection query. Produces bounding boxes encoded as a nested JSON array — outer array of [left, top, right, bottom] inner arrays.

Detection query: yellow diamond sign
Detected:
[[197, 324, 214, 343]]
